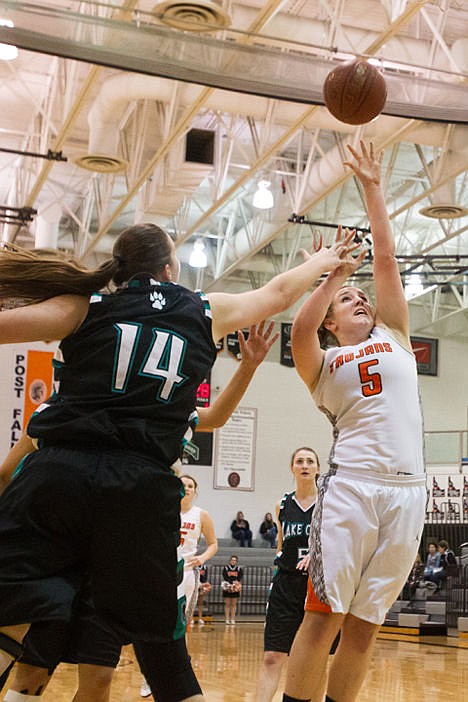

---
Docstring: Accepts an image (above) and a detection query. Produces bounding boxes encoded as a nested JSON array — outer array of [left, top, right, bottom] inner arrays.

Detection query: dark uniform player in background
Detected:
[[256, 447, 320, 702]]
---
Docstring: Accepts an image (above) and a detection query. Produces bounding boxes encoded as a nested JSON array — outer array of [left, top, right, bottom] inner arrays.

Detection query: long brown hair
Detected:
[[0, 223, 173, 303]]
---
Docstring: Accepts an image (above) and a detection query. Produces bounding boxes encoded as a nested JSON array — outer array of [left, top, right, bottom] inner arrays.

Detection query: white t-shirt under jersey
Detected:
[[179, 504, 202, 568], [312, 326, 424, 475]]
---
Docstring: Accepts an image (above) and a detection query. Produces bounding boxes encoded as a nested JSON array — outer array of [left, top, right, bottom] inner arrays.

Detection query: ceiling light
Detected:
[[253, 180, 274, 210], [405, 273, 424, 300], [0, 19, 18, 61], [189, 239, 207, 268]]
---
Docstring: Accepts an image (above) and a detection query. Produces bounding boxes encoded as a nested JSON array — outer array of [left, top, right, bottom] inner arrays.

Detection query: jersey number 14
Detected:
[[112, 322, 187, 401]]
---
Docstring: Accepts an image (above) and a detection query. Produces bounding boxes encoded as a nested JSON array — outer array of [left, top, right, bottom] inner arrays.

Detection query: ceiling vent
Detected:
[[152, 0, 231, 31], [74, 155, 128, 174], [419, 204, 468, 219]]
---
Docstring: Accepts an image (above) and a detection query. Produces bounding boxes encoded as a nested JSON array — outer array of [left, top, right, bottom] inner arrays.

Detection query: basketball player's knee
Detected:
[[263, 651, 286, 671], [342, 616, 378, 651], [77, 663, 113, 697]]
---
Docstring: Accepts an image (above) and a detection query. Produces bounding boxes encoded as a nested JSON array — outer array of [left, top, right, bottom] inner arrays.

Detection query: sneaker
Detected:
[[140, 679, 152, 698], [198, 618, 205, 626], [230, 620, 236, 625]]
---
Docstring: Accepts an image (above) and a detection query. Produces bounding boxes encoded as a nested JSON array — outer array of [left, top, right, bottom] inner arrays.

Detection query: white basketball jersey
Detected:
[[312, 326, 424, 475], [179, 505, 202, 567]]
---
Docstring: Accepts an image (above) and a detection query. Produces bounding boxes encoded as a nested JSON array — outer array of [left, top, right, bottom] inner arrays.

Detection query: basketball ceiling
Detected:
[[0, 0, 467, 338]]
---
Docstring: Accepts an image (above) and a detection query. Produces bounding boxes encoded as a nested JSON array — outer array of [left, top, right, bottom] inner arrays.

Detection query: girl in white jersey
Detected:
[[178, 474, 217, 623], [283, 142, 427, 702]]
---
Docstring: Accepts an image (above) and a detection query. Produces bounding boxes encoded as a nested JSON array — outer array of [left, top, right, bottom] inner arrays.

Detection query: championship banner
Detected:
[[10, 349, 54, 447], [280, 323, 294, 367]]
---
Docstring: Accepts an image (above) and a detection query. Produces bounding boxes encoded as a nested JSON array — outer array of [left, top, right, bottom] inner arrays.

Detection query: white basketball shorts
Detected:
[[306, 467, 427, 625]]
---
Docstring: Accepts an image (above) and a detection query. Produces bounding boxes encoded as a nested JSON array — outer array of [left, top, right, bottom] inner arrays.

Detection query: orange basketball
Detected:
[[323, 59, 387, 125]]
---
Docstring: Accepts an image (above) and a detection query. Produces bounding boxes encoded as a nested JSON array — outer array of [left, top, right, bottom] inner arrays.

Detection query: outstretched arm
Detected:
[[344, 141, 409, 345], [0, 294, 89, 344], [197, 321, 279, 430], [208, 235, 360, 342], [292, 229, 366, 392]]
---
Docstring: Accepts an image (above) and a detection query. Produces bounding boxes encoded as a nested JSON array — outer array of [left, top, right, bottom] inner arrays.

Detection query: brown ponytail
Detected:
[[0, 244, 119, 302], [0, 223, 173, 303]]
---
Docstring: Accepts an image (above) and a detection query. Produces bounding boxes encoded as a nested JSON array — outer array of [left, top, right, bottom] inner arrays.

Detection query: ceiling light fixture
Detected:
[[0, 19, 18, 61], [189, 238, 208, 268], [253, 180, 274, 210], [405, 272, 424, 300]]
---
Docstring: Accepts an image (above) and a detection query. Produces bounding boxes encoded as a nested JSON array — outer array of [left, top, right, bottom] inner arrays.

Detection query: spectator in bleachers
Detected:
[[230, 511, 253, 547], [222, 555, 243, 624], [424, 541, 441, 579], [259, 512, 278, 549], [425, 540, 458, 590]]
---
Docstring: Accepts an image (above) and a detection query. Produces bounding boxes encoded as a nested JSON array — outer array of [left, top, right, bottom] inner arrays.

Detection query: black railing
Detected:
[[446, 564, 468, 628]]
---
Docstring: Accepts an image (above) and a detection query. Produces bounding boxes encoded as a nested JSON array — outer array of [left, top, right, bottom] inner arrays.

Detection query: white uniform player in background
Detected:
[[283, 142, 427, 702], [178, 475, 218, 623]]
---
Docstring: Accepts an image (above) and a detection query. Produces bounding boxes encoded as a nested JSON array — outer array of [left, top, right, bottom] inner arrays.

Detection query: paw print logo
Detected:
[[149, 290, 166, 310]]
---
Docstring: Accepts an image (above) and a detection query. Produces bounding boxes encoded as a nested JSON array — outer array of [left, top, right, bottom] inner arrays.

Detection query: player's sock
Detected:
[[4, 692, 41, 701]]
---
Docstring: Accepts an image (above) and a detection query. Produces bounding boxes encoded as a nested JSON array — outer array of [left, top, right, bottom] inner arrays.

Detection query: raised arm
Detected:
[[292, 230, 366, 392], [344, 141, 410, 346], [208, 236, 358, 342], [197, 321, 278, 430]]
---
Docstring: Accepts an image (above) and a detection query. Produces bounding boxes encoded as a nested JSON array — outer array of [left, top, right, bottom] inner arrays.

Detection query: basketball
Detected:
[[323, 59, 387, 125]]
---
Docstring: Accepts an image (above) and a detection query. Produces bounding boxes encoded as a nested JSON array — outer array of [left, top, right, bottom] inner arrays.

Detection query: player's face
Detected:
[[291, 450, 319, 480], [327, 286, 374, 336], [182, 477, 196, 498]]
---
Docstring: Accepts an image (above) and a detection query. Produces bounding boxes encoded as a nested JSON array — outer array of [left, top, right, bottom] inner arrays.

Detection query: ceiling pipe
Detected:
[[84, 2, 462, 161]]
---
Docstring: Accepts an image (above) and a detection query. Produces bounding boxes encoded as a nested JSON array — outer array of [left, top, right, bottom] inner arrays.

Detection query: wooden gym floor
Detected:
[[2, 622, 467, 701]]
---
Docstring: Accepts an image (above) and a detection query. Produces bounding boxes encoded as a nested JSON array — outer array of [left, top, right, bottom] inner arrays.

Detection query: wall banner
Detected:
[[10, 349, 54, 448], [213, 407, 257, 491]]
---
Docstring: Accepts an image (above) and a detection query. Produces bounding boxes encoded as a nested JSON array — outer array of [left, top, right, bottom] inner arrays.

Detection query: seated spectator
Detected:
[[231, 511, 253, 547], [424, 541, 441, 579], [402, 554, 425, 600], [425, 539, 458, 590], [259, 512, 278, 548]]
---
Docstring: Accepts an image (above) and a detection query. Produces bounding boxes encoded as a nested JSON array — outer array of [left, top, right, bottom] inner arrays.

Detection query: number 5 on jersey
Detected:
[[113, 322, 187, 401], [358, 359, 382, 397]]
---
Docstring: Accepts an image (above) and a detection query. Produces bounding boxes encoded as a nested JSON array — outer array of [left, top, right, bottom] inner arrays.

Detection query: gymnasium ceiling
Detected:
[[0, 0, 467, 337]]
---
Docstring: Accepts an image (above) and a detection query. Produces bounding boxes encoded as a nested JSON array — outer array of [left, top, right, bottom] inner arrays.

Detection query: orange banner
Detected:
[[23, 350, 54, 428]]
